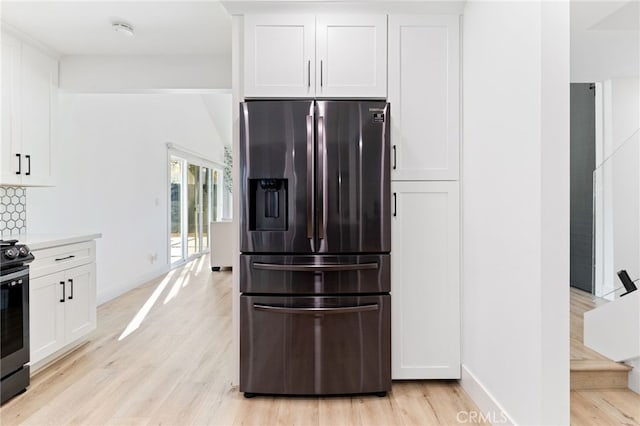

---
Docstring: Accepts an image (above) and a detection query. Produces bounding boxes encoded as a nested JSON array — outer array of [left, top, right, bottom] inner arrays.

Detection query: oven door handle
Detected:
[[253, 304, 378, 315], [252, 262, 378, 272], [1, 269, 29, 282]]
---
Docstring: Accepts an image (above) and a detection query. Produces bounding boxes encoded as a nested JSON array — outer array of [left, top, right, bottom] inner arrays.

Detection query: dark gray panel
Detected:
[[316, 101, 391, 254], [240, 101, 315, 253], [570, 83, 595, 293], [240, 254, 390, 294], [240, 294, 391, 395]]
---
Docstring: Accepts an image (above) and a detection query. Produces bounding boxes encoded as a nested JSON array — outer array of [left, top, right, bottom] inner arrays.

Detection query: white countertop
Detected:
[[5, 233, 102, 250]]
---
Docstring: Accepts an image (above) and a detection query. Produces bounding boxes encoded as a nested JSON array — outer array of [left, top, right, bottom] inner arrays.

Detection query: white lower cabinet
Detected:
[[30, 242, 96, 367], [391, 181, 460, 379]]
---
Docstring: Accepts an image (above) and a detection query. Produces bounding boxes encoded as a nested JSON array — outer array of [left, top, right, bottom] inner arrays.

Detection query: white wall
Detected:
[[595, 78, 640, 297], [603, 78, 640, 157], [571, 2, 640, 83], [462, 1, 570, 424], [60, 55, 231, 92], [27, 93, 230, 303]]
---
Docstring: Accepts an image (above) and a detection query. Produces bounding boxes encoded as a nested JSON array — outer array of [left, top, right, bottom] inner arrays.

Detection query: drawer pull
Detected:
[[55, 255, 76, 262], [252, 262, 378, 272], [253, 304, 378, 315]]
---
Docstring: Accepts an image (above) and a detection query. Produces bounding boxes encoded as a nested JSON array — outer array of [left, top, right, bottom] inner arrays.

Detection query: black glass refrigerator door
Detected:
[[316, 101, 391, 254], [240, 100, 315, 253]]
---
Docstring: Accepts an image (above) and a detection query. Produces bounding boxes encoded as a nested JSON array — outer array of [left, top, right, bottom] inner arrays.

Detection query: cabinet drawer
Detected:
[[30, 241, 95, 279]]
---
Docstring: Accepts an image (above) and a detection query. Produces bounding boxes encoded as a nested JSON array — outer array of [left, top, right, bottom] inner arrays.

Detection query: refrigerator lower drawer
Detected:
[[240, 294, 391, 396], [240, 254, 390, 294]]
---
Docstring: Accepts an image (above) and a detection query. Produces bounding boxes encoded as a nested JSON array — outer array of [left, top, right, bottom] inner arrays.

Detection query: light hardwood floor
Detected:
[[569, 288, 640, 425], [1, 256, 487, 426]]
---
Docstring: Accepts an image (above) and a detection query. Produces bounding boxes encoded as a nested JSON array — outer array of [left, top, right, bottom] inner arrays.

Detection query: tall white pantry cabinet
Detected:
[[240, 12, 461, 380], [389, 15, 461, 379]]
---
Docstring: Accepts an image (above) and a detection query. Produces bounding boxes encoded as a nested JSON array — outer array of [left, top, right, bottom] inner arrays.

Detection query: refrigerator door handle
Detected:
[[317, 115, 326, 240], [252, 262, 378, 272], [253, 304, 378, 315], [306, 114, 314, 240]]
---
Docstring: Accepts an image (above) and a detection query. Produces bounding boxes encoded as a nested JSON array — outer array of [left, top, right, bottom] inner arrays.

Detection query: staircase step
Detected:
[[571, 360, 633, 390]]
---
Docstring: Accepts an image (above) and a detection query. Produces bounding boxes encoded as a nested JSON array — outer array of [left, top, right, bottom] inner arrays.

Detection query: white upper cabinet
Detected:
[[0, 31, 57, 186], [19, 43, 57, 186], [1, 35, 22, 186], [243, 14, 387, 98], [315, 15, 387, 98], [388, 15, 460, 180], [244, 15, 315, 98]]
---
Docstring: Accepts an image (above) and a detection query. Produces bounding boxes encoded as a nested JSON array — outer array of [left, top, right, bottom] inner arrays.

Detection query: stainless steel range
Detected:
[[1, 239, 34, 404], [239, 100, 391, 397]]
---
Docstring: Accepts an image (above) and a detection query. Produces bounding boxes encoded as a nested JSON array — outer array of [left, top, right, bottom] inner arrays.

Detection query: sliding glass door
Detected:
[[170, 159, 184, 263], [170, 155, 224, 265]]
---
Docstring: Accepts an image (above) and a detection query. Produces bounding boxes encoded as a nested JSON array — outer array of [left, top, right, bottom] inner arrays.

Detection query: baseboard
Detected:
[[460, 364, 516, 425], [97, 264, 171, 305], [627, 359, 640, 394]]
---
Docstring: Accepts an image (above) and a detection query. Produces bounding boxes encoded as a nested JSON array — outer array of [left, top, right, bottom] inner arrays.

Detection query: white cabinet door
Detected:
[[391, 181, 460, 379], [20, 43, 57, 186], [1, 34, 22, 185], [64, 264, 96, 342], [30, 271, 66, 362], [389, 16, 460, 180], [316, 15, 387, 98], [244, 15, 315, 98]]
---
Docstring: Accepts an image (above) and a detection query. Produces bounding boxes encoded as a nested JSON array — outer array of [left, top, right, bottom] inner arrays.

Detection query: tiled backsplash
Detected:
[[0, 187, 27, 238]]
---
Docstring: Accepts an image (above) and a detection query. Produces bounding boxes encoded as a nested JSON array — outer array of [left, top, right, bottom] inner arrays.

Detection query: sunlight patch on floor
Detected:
[[118, 269, 177, 341], [163, 264, 191, 305]]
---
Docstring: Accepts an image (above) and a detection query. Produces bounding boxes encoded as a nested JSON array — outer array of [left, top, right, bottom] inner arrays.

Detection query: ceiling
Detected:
[[0, 1, 232, 56], [571, 0, 640, 81]]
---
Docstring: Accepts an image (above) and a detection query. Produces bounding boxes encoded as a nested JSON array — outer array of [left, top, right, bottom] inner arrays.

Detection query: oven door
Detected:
[[240, 294, 390, 395], [1, 266, 30, 379]]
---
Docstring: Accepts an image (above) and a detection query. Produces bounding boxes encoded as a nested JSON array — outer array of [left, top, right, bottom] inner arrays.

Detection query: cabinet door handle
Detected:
[[15, 153, 21, 175], [393, 192, 397, 217], [68, 279, 74, 300], [25, 154, 31, 176], [307, 60, 311, 88], [392, 145, 397, 170], [60, 281, 65, 303], [320, 60, 323, 87]]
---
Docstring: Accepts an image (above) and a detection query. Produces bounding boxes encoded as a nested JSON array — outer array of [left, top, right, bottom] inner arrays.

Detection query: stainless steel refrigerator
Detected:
[[239, 100, 391, 397]]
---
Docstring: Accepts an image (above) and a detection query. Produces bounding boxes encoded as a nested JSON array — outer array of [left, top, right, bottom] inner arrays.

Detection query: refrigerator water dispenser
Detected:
[[249, 179, 287, 231]]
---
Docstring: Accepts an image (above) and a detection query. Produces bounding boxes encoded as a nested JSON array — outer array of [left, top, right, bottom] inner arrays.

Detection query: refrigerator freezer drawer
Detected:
[[240, 254, 390, 294], [240, 294, 391, 395]]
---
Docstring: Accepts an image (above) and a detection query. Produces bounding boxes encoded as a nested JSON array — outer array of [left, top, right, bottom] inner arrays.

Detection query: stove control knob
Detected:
[[4, 247, 19, 260], [18, 245, 30, 257]]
